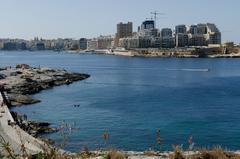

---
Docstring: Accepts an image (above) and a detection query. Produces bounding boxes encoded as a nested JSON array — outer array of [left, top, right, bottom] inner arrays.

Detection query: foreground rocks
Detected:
[[10, 111, 58, 138], [0, 64, 90, 106]]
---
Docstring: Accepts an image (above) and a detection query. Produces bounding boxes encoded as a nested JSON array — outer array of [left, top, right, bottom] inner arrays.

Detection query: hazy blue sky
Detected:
[[0, 0, 239, 43]]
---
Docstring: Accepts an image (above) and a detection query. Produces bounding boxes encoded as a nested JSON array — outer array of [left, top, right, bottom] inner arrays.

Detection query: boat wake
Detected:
[[166, 68, 210, 72]]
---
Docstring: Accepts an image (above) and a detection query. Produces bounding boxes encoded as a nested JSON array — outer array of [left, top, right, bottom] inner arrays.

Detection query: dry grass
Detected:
[[2, 126, 240, 159], [104, 150, 126, 159], [144, 150, 159, 156], [191, 146, 240, 159], [170, 145, 185, 159]]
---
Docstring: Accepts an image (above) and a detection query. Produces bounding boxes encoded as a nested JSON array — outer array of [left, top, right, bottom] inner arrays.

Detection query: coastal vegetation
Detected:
[[2, 132, 240, 159]]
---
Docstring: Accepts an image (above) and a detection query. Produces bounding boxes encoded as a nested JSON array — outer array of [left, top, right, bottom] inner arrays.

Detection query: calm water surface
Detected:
[[1, 51, 240, 151]]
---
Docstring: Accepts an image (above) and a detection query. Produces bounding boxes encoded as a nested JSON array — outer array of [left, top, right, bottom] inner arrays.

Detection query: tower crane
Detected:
[[151, 11, 165, 28]]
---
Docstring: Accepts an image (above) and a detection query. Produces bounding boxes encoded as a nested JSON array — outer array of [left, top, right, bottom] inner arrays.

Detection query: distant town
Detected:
[[1, 17, 240, 57]]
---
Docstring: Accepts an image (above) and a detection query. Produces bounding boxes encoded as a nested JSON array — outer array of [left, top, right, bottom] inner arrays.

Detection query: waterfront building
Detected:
[[175, 33, 189, 47], [44, 40, 52, 50], [87, 39, 98, 50], [0, 40, 4, 49], [161, 37, 175, 48], [36, 42, 45, 50], [175, 25, 187, 34], [139, 37, 152, 48], [161, 28, 173, 38], [187, 23, 221, 46], [197, 24, 207, 34], [188, 34, 207, 46], [16, 42, 27, 50], [52, 39, 65, 50], [160, 28, 174, 48], [138, 28, 160, 38], [151, 29, 160, 37], [206, 23, 221, 44], [114, 22, 133, 47], [208, 32, 221, 45], [0, 39, 28, 50], [189, 25, 198, 35], [97, 35, 114, 49], [141, 20, 155, 30], [129, 37, 140, 48], [79, 38, 88, 50], [3, 42, 17, 50], [151, 37, 161, 48], [69, 40, 80, 50], [119, 36, 152, 49], [119, 37, 139, 49], [62, 39, 76, 50], [118, 38, 128, 49]]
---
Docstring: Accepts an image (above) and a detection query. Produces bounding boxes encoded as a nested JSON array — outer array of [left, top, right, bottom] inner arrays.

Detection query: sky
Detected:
[[0, 0, 239, 43]]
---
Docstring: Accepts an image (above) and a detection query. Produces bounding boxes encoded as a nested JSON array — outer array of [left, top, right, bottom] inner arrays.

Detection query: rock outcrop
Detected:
[[0, 64, 90, 106], [10, 111, 58, 137]]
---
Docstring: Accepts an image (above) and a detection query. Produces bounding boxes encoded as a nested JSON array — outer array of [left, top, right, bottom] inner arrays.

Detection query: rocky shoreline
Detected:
[[10, 111, 58, 138], [0, 64, 90, 106], [0, 64, 90, 142]]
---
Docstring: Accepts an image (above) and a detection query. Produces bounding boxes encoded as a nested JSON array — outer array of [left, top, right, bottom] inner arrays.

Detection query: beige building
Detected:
[[188, 34, 207, 46], [87, 39, 98, 50], [114, 22, 133, 47], [97, 36, 114, 49], [119, 37, 139, 49]]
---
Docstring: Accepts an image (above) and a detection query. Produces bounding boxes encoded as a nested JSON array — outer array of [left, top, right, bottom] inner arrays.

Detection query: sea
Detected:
[[1, 50, 240, 151]]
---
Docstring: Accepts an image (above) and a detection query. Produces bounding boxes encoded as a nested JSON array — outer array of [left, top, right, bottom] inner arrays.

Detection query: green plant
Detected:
[[0, 135, 17, 159]]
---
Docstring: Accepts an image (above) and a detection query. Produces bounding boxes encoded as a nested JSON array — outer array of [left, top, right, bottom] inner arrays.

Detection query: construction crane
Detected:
[[151, 11, 165, 28], [145, 17, 153, 21]]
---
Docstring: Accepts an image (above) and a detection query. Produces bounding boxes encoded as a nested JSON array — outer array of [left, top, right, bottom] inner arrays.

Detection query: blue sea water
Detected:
[[1, 51, 240, 151]]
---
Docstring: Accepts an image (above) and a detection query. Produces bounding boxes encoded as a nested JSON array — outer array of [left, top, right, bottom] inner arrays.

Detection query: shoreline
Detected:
[[0, 64, 90, 156], [0, 64, 90, 106], [1, 49, 240, 58], [66, 47, 240, 58]]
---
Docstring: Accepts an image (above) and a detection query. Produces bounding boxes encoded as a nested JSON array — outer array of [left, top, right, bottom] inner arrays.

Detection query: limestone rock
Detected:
[[16, 64, 31, 69], [0, 64, 90, 106]]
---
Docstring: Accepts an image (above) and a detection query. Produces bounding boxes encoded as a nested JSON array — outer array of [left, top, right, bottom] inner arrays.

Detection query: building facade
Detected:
[[175, 25, 187, 34], [141, 20, 155, 30], [161, 28, 173, 38], [79, 38, 88, 50], [114, 22, 133, 47], [175, 33, 189, 47], [87, 39, 98, 50], [97, 36, 114, 49]]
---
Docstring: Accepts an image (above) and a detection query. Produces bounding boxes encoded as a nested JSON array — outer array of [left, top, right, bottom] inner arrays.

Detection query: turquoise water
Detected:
[[1, 51, 240, 151]]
